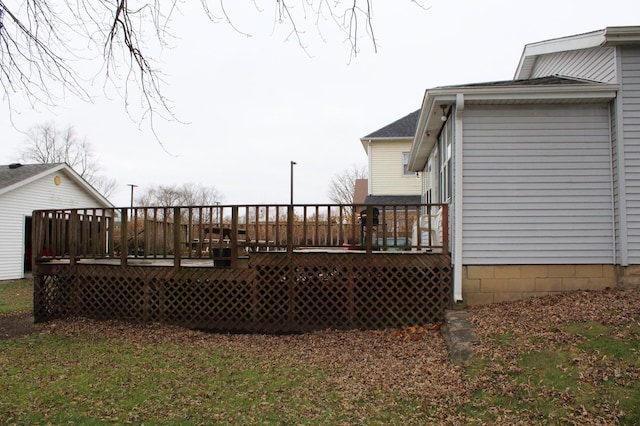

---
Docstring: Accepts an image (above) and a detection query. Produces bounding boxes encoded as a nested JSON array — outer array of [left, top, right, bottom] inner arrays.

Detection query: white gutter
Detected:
[[453, 93, 465, 303], [454, 84, 618, 101], [408, 92, 434, 172]]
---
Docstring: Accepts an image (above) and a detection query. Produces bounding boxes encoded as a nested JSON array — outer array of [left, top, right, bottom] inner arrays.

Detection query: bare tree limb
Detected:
[[137, 182, 224, 206], [1, 1, 419, 135], [328, 163, 368, 205], [19, 122, 118, 197]]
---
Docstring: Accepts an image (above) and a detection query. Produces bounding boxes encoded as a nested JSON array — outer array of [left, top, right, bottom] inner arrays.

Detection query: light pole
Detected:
[[290, 161, 296, 205], [127, 184, 138, 210]]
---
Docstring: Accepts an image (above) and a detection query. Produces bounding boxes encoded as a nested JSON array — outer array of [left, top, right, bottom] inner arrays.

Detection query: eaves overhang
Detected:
[[408, 82, 619, 172], [515, 26, 640, 80], [359, 136, 413, 152]]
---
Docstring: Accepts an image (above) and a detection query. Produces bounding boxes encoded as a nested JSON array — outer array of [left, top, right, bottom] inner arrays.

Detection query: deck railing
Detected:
[[33, 203, 449, 267]]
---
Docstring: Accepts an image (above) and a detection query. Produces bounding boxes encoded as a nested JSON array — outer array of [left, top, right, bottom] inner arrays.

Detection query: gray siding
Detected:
[[462, 103, 614, 264], [531, 47, 616, 83], [621, 47, 640, 263]]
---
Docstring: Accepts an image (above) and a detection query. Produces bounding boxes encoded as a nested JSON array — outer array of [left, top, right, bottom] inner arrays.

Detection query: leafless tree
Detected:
[[0, 1, 423, 127], [137, 183, 223, 207], [19, 122, 118, 197], [328, 163, 367, 205]]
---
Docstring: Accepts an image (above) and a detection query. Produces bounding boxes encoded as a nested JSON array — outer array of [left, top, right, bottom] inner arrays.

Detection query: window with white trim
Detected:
[[402, 152, 412, 176], [438, 119, 452, 202]]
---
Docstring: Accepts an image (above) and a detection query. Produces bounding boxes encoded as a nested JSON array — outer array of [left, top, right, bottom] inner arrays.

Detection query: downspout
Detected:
[[453, 93, 465, 302], [614, 47, 629, 266], [607, 104, 617, 265]]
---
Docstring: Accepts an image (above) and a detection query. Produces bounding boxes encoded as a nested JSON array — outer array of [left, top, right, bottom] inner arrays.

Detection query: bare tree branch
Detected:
[[19, 122, 118, 197], [137, 182, 224, 206], [328, 163, 367, 205], [1, 1, 419, 133]]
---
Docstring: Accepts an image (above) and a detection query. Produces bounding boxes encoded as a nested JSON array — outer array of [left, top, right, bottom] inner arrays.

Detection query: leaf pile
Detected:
[[1, 285, 639, 424], [466, 286, 640, 424]]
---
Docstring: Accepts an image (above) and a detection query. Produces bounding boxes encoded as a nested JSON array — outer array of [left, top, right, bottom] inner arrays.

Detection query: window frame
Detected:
[[402, 151, 413, 177]]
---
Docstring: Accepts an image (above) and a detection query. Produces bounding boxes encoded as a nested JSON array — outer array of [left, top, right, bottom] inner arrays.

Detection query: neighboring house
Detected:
[[0, 163, 114, 280], [360, 110, 422, 205], [404, 26, 640, 305]]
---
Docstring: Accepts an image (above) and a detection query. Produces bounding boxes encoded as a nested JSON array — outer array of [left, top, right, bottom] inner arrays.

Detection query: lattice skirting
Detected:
[[34, 252, 452, 333]]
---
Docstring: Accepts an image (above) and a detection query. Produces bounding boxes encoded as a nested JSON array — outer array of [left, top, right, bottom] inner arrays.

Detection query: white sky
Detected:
[[2, 0, 640, 207]]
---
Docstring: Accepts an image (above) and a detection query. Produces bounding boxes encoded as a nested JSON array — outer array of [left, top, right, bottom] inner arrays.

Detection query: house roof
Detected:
[[409, 75, 618, 172], [0, 163, 62, 192], [360, 109, 421, 153], [516, 26, 640, 79], [439, 75, 595, 89], [0, 163, 114, 208], [362, 110, 420, 140]]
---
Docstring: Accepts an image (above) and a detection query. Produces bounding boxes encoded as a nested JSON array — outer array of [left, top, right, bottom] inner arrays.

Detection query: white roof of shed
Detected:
[[0, 163, 114, 208]]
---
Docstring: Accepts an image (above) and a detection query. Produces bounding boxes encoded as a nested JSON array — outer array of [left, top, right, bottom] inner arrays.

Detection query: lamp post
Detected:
[[127, 184, 138, 211], [290, 161, 296, 205]]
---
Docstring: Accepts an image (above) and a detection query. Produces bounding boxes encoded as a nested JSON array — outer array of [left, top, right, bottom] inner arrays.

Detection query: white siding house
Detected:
[[403, 26, 640, 305], [0, 163, 113, 280], [360, 110, 422, 205]]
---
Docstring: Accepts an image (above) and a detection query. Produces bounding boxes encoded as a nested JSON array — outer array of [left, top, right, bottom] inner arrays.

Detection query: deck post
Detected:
[[441, 204, 449, 254], [230, 206, 238, 268], [287, 205, 294, 254], [120, 208, 128, 266], [173, 207, 181, 267], [365, 205, 373, 254], [69, 209, 77, 266]]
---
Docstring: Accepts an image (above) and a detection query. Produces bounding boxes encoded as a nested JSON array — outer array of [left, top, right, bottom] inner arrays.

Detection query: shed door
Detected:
[[24, 216, 32, 272]]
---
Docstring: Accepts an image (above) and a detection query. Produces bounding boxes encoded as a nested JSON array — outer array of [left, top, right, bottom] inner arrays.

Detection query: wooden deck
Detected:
[[32, 203, 451, 333]]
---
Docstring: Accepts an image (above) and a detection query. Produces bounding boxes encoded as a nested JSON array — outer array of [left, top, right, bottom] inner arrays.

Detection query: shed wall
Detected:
[[0, 171, 103, 280]]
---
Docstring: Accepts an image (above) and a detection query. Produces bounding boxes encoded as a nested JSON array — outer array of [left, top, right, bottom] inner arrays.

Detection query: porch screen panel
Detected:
[[462, 103, 614, 264]]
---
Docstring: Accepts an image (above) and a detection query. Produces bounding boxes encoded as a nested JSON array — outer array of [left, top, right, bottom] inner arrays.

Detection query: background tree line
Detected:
[[17, 122, 366, 206]]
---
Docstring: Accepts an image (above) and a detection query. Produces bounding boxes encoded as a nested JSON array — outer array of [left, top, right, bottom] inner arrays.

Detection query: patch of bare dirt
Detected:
[[0, 311, 42, 340]]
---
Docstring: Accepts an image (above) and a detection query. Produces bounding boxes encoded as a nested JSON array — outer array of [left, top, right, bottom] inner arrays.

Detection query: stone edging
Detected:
[[440, 310, 477, 366]]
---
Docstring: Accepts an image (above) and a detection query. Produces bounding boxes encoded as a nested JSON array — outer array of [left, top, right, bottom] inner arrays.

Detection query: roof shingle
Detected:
[[362, 109, 420, 139], [0, 163, 63, 192]]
